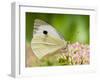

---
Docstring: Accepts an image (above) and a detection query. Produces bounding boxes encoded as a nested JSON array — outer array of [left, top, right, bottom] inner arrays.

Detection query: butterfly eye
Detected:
[[43, 30, 48, 35]]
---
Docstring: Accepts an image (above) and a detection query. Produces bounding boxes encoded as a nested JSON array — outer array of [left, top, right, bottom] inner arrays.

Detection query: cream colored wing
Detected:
[[31, 34, 66, 59], [31, 19, 66, 59], [33, 19, 64, 40]]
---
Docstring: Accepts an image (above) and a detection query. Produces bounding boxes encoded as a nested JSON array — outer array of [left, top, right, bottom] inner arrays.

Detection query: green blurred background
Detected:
[[26, 12, 89, 44]]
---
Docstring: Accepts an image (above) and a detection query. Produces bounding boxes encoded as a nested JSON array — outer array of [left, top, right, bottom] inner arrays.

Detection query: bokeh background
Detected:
[[25, 12, 90, 67]]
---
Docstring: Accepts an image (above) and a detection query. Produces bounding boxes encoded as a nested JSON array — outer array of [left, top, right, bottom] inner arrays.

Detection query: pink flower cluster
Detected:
[[58, 42, 90, 65], [67, 42, 90, 64]]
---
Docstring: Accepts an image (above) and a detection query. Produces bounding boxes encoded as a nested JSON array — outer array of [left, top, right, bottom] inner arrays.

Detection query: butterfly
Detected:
[[31, 19, 67, 59]]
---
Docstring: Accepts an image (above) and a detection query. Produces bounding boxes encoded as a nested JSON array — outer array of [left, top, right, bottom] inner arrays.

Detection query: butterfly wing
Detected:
[[33, 19, 64, 40], [31, 19, 66, 59]]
